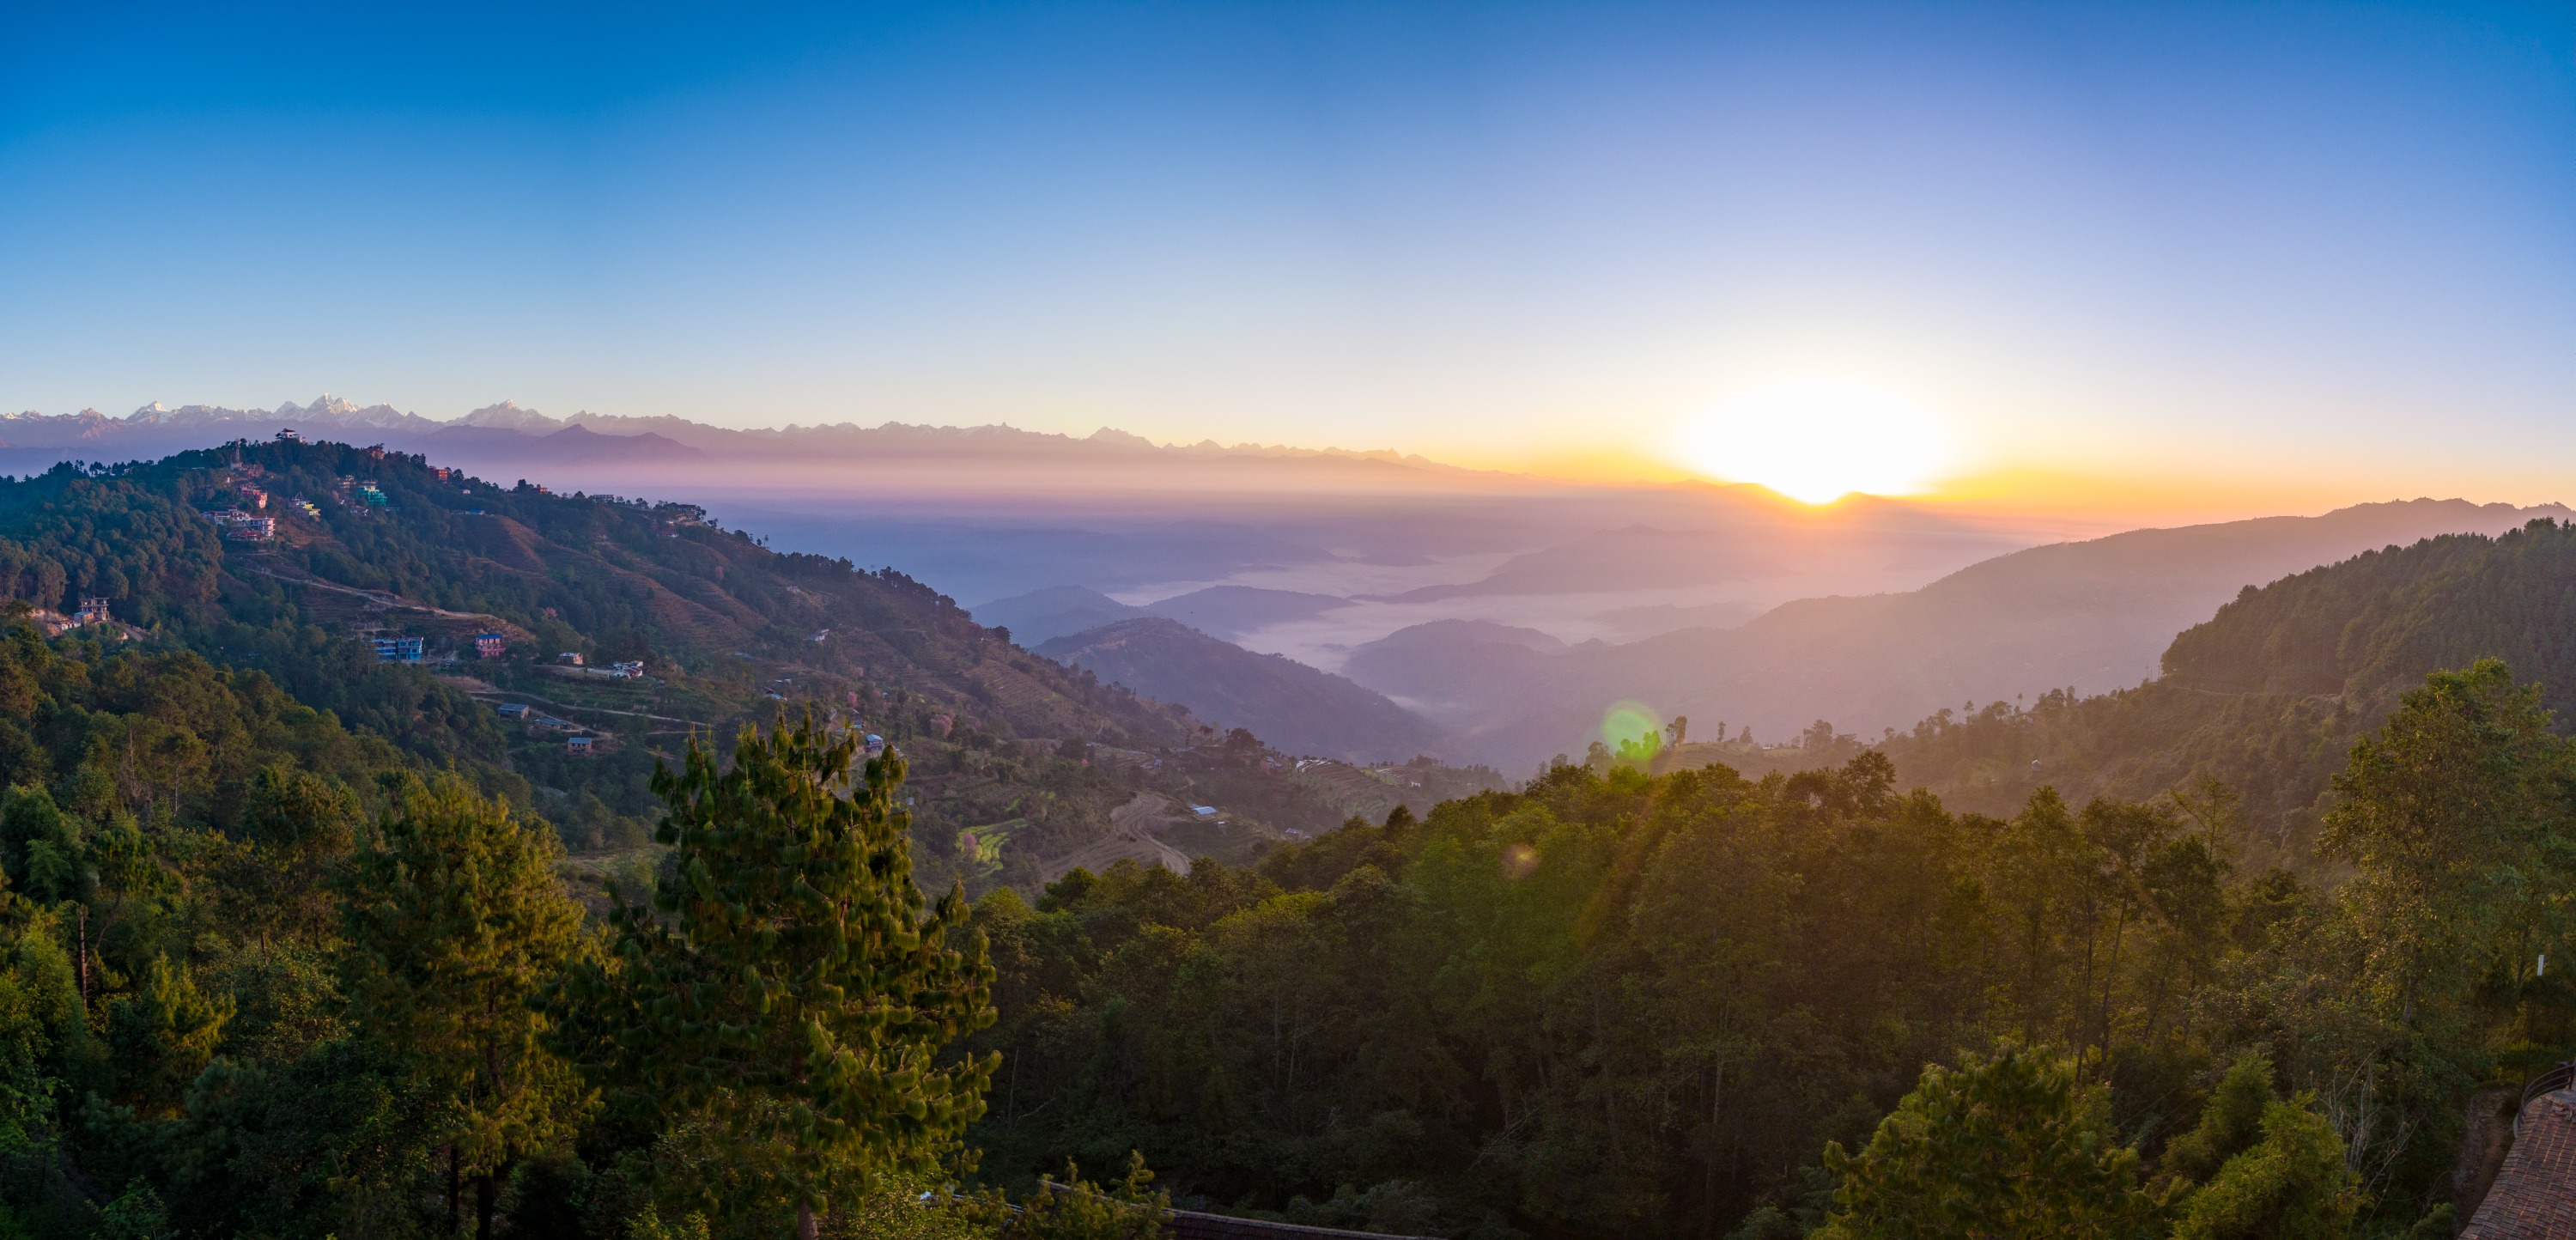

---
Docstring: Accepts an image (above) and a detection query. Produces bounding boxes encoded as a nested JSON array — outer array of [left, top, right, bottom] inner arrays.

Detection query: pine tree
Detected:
[[237, 764, 361, 945], [550, 716, 997, 1239], [2167, 1097, 2360, 1239], [339, 776, 589, 1239], [1815, 1046, 2160, 1240], [955, 1151, 1169, 1239]]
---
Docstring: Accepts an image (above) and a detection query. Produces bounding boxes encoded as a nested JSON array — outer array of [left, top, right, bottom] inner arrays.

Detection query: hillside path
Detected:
[[234, 562, 531, 632], [1040, 792, 1193, 882], [457, 685, 708, 728]]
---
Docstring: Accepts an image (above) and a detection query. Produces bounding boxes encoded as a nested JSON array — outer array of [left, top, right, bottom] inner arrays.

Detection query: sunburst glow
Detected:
[[1676, 381, 1956, 503]]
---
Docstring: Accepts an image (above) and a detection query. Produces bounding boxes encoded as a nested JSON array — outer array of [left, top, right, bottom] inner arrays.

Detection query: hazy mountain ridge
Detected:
[[1850, 515, 2576, 854], [975, 583, 1355, 647], [0, 397, 1473, 472], [1036, 617, 1441, 763], [42, 398, 2557, 783], [972, 586, 1157, 645], [1346, 497, 2569, 768], [1, 399, 2081, 684], [1342, 619, 1571, 714]]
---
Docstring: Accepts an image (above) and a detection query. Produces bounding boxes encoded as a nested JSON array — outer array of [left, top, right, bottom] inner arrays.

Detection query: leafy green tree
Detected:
[[2287, 660, 2574, 1188], [551, 718, 997, 1239], [1815, 1047, 2159, 1240], [339, 776, 589, 1239], [2317, 659, 2573, 1022]]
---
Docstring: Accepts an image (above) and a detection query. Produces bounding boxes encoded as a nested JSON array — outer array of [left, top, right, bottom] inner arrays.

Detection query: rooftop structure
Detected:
[[2464, 1069, 2576, 1237]]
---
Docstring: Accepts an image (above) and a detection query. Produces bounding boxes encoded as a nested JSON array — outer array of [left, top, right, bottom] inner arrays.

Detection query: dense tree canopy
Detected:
[[550, 719, 996, 1238], [0, 447, 2558, 1237]]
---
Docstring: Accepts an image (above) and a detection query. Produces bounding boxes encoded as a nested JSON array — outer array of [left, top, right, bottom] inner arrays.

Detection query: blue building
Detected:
[[369, 636, 424, 664]]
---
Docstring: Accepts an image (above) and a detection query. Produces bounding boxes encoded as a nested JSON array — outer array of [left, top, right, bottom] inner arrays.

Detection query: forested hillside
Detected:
[[0, 440, 2562, 1238], [0, 441, 1430, 888], [1804, 518, 2576, 863], [1358, 498, 2557, 767], [0, 438, 1495, 1237], [960, 650, 2574, 1237]]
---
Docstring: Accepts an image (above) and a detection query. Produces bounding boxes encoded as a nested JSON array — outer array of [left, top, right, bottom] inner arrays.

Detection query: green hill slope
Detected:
[[1863, 517, 2576, 859], [0, 441, 1398, 888]]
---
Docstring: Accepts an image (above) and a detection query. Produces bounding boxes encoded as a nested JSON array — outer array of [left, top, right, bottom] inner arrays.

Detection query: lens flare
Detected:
[[1676, 380, 1955, 504], [1601, 701, 1662, 747]]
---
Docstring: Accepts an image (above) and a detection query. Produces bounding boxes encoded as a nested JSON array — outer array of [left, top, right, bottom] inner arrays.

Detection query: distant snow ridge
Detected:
[[0, 395, 1451, 470], [454, 401, 565, 433], [110, 396, 433, 432], [0, 394, 447, 450]]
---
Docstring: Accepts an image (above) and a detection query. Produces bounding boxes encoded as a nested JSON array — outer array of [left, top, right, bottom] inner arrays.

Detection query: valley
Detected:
[[0, 425, 2561, 1240], [15, 11, 2563, 1237]]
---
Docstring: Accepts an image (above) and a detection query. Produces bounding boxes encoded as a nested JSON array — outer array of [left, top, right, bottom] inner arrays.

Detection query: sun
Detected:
[[1674, 380, 1955, 504]]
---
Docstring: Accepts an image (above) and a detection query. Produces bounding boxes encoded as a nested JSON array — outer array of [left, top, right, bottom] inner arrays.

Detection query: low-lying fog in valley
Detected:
[[12, 398, 2560, 770]]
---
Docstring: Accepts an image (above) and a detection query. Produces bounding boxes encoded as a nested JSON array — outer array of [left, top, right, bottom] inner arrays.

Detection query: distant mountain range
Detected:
[[1333, 498, 2570, 768], [977, 499, 2575, 770], [24, 396, 2565, 778], [0, 396, 1464, 473], [7, 396, 2081, 672], [975, 584, 1353, 646], [1035, 617, 1440, 763]]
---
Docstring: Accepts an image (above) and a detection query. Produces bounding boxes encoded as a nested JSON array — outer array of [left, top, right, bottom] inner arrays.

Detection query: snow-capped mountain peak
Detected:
[[277, 395, 362, 420], [456, 401, 564, 432]]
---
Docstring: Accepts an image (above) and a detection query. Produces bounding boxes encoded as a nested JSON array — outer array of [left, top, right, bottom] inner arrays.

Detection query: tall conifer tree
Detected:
[[340, 777, 589, 1239], [551, 717, 996, 1239]]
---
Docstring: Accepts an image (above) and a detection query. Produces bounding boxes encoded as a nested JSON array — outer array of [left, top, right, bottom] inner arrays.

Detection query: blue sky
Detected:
[[3, 2, 2570, 513]]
